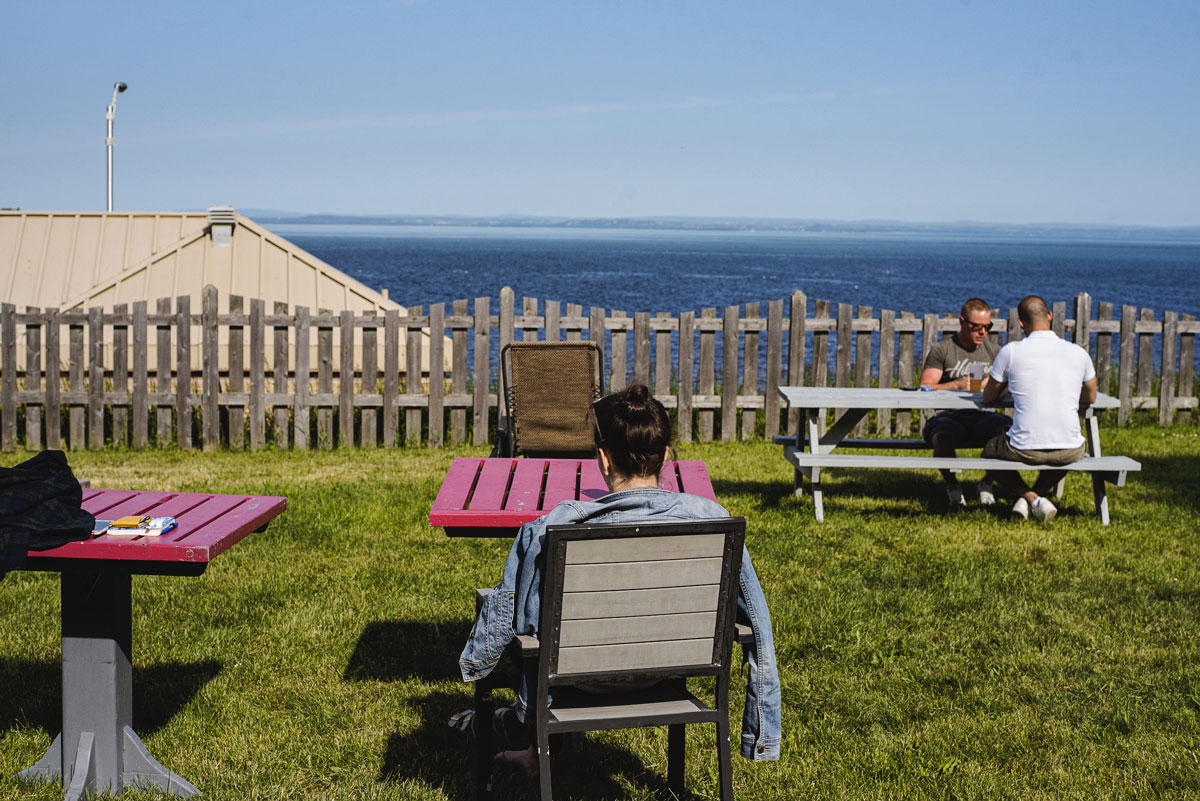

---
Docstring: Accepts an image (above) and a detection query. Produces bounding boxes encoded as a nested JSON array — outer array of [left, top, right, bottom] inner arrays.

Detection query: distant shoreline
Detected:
[[245, 210, 1200, 243]]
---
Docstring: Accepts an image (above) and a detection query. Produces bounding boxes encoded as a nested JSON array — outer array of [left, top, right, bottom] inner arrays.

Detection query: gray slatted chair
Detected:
[[474, 518, 747, 801], [493, 342, 603, 458]]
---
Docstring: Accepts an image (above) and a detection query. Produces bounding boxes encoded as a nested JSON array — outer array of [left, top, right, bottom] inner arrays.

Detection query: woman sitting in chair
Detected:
[[460, 384, 781, 770]]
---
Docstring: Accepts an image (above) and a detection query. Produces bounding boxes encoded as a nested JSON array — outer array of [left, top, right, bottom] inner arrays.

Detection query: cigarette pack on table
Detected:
[[96, 516, 178, 536]]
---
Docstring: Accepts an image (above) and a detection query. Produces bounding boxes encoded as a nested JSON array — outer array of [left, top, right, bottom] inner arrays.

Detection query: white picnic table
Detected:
[[776, 387, 1137, 524]]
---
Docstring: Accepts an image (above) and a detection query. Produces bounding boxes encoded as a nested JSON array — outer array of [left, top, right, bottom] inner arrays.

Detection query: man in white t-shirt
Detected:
[[981, 295, 1098, 522]]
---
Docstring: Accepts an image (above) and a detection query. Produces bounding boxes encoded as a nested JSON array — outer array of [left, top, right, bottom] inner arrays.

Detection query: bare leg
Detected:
[[931, 431, 960, 485], [495, 746, 538, 776], [992, 471, 1038, 505]]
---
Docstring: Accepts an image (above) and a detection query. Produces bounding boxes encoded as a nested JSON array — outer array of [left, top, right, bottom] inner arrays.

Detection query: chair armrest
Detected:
[[475, 588, 490, 613], [735, 623, 755, 646], [514, 634, 540, 656]]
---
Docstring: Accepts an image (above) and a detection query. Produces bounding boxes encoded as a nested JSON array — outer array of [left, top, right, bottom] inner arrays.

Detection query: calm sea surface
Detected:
[[270, 224, 1200, 319]]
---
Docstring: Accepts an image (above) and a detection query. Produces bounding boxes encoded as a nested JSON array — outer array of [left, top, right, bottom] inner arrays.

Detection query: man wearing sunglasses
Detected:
[[918, 297, 1011, 509]]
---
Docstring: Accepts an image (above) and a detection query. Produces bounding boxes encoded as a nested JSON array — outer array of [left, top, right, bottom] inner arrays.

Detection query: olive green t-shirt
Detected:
[[922, 334, 1000, 382]]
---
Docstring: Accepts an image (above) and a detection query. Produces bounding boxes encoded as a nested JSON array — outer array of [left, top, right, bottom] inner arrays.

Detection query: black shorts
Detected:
[[922, 409, 1011, 448]]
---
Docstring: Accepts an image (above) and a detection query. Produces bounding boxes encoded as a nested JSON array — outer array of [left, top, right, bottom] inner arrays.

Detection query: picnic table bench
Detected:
[[776, 387, 1140, 524]]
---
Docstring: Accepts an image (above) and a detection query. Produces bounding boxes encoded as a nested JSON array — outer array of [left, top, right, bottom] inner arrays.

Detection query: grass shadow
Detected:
[[1126, 453, 1200, 513], [0, 658, 221, 737], [344, 619, 469, 683], [379, 689, 686, 800]]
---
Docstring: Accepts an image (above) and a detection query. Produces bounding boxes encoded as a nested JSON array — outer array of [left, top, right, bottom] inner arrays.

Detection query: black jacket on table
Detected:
[[0, 450, 94, 579]]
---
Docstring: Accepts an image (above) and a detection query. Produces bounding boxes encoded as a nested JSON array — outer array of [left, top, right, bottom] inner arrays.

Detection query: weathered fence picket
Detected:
[[1, 287, 1196, 452]]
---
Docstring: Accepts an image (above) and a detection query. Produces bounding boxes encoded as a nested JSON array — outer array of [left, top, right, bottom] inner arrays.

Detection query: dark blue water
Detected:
[[270, 223, 1200, 318]]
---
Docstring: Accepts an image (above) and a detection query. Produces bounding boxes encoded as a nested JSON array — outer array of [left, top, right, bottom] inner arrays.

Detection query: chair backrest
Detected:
[[501, 342, 603, 458], [538, 518, 746, 687]]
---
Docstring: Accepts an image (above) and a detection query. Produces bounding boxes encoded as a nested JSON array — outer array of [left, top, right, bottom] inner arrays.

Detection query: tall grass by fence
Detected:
[[1, 286, 1195, 451]]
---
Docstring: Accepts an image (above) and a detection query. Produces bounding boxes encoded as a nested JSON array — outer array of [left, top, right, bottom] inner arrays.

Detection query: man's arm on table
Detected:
[[982, 378, 1008, 405], [1080, 375, 1098, 406], [918, 365, 969, 391]]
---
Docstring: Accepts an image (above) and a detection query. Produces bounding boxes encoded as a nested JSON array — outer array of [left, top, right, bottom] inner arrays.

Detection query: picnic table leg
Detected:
[[19, 572, 199, 799]]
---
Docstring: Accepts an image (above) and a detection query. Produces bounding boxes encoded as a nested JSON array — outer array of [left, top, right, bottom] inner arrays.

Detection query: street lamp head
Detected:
[[115, 82, 127, 93]]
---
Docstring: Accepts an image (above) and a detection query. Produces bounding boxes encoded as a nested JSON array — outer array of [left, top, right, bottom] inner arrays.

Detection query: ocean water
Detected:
[[270, 223, 1200, 319]]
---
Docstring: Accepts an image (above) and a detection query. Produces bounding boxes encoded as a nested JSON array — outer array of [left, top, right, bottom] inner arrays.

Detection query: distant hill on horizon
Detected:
[[241, 209, 1200, 243]]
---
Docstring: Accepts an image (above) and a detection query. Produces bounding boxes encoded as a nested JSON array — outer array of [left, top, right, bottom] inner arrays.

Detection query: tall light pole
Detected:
[[105, 82, 127, 211]]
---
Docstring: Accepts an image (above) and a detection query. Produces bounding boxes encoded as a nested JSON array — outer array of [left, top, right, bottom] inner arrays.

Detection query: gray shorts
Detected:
[[981, 433, 1085, 466]]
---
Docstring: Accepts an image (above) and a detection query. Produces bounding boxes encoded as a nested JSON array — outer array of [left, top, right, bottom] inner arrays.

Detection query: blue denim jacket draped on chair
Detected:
[[459, 488, 782, 761]]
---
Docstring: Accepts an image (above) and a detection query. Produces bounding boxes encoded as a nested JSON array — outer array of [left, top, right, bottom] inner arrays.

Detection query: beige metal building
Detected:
[[0, 207, 445, 371]]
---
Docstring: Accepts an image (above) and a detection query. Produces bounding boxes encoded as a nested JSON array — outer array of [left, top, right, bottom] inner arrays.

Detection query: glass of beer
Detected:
[[969, 364, 985, 392]]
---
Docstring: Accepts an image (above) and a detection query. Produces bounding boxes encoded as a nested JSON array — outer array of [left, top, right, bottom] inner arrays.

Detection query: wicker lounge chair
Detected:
[[494, 342, 603, 458]]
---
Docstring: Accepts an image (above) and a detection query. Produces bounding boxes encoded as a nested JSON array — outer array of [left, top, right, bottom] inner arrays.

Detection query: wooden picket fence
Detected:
[[1, 285, 1196, 451]]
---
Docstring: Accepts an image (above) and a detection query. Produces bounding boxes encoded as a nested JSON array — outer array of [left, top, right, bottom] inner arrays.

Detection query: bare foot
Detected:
[[494, 746, 537, 776]]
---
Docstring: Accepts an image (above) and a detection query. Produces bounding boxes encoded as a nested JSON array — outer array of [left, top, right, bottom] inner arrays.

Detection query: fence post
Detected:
[[406, 305, 423, 445], [896, 311, 915, 435], [293, 306, 310, 449], [472, 297, 490, 447], [544, 299, 560, 342], [88, 307, 105, 450], [45, 308, 61, 450], [361, 312, 378, 449], [157, 298, 173, 447], [175, 296, 193, 449], [1180, 314, 1196, 425], [340, 310, 355, 447], [633, 312, 650, 388], [721, 305, 738, 442], [1160, 311, 1178, 425], [499, 288, 514, 421], [69, 314, 85, 450], [228, 295, 245, 451], [24, 308, 42, 450], [787, 291, 806, 435], [854, 305, 872, 436], [249, 299, 265, 450], [112, 303, 129, 448], [317, 309, 334, 449], [765, 299, 783, 438], [741, 303, 759, 441], [132, 301, 148, 449], [383, 309, 400, 447], [274, 302, 291, 449], [201, 286, 219, 451], [878, 308, 895, 435], [1118, 305, 1136, 424], [1137, 308, 1155, 400], [678, 310, 694, 443], [451, 299, 468, 445], [429, 303, 445, 447], [654, 311, 671, 400], [1, 304, 15, 451], [1074, 292, 1092, 354], [610, 311, 628, 391], [589, 307, 606, 388], [1097, 302, 1114, 394], [698, 308, 715, 442]]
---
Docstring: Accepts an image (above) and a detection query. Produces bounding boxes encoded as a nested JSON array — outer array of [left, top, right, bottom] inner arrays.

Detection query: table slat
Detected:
[[431, 457, 484, 512], [541, 460, 580, 510], [468, 459, 516, 510], [676, 460, 716, 499], [504, 459, 548, 513]]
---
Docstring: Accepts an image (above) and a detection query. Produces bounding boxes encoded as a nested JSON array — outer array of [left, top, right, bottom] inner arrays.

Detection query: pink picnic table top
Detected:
[[429, 457, 717, 536], [25, 488, 288, 575]]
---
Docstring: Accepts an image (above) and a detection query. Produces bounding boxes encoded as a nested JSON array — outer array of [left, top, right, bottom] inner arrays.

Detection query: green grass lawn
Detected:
[[2, 424, 1199, 800]]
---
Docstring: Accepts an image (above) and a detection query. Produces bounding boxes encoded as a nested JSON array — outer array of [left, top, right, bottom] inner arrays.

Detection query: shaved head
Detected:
[[1017, 295, 1050, 327]]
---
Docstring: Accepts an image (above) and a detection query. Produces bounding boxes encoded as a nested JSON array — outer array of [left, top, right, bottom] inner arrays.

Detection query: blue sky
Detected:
[[3, 1, 1198, 225]]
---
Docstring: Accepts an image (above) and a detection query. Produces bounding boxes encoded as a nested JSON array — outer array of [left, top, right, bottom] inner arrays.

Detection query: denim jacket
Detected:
[[459, 488, 782, 761]]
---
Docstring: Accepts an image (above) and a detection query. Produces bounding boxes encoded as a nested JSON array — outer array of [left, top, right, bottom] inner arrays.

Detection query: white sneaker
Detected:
[[1031, 497, 1057, 523], [946, 484, 966, 509], [1012, 497, 1030, 520], [977, 481, 996, 507]]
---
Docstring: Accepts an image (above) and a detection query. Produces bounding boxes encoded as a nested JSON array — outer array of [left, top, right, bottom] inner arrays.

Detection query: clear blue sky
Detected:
[[3, 1, 1198, 226]]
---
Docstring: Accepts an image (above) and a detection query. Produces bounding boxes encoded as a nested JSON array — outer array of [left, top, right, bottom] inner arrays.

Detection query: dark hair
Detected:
[[1017, 295, 1049, 326], [591, 384, 671, 479]]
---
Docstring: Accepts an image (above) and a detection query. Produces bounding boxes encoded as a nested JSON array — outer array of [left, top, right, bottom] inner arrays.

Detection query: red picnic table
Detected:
[[16, 488, 287, 801], [429, 457, 717, 537]]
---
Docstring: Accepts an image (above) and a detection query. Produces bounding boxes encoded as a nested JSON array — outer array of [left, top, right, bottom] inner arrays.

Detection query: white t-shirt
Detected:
[[989, 330, 1096, 450]]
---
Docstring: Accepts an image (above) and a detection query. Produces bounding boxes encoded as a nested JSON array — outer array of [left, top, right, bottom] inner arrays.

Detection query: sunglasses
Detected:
[[960, 317, 994, 333]]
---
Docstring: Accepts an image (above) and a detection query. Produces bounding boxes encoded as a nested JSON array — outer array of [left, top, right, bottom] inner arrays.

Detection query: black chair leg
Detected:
[[475, 684, 494, 801], [668, 723, 686, 796], [715, 717, 733, 801]]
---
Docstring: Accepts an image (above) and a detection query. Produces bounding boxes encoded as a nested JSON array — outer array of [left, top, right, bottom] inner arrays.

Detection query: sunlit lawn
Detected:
[[2, 421, 1199, 800]]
